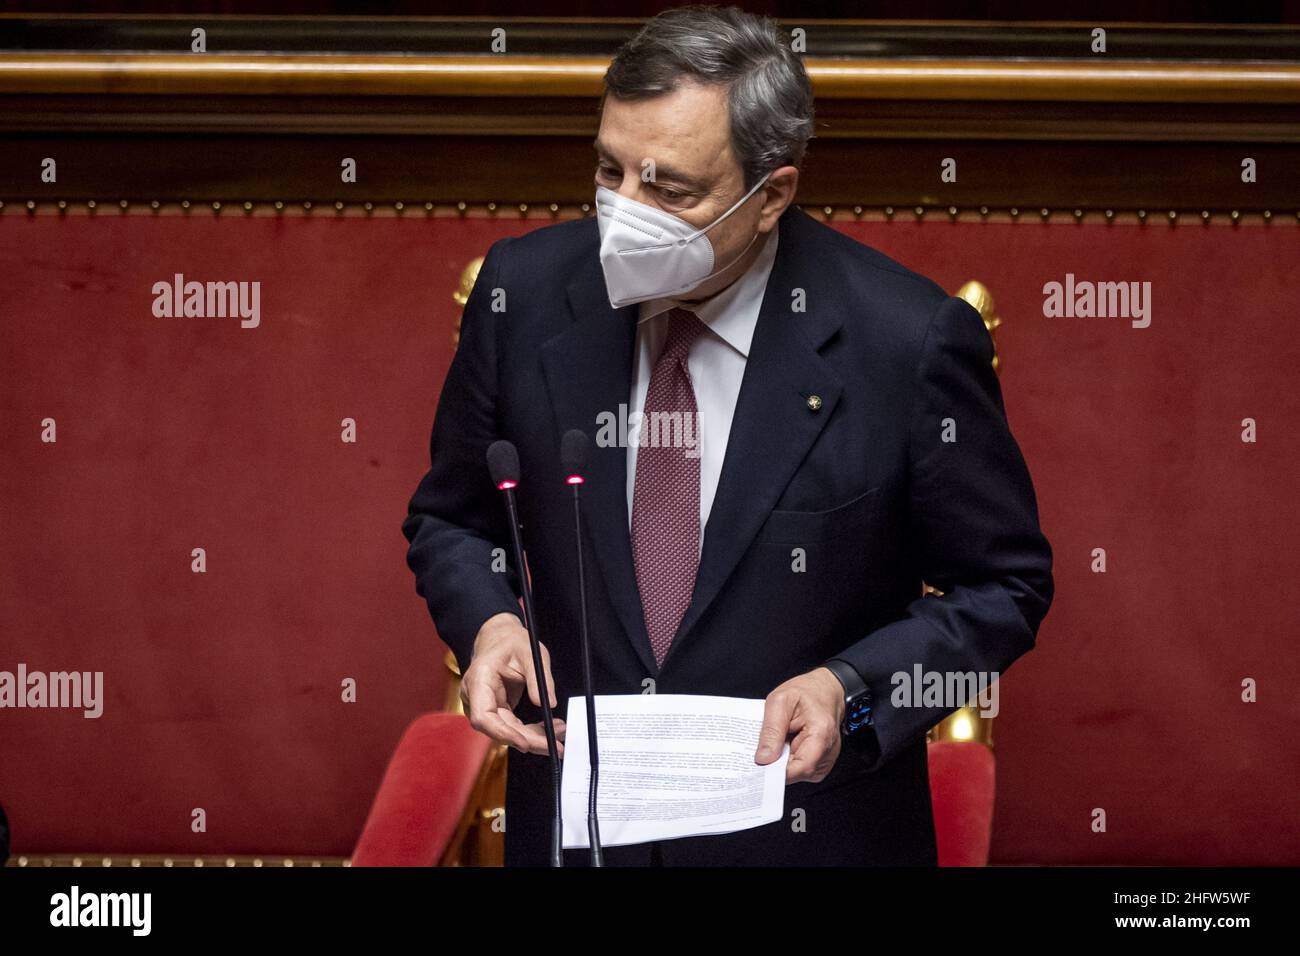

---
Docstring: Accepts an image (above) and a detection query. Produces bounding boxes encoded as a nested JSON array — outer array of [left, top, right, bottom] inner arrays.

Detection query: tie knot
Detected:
[[660, 307, 708, 364]]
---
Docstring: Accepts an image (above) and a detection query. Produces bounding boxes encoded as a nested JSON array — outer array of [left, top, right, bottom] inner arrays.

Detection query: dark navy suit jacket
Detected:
[[402, 204, 1054, 866]]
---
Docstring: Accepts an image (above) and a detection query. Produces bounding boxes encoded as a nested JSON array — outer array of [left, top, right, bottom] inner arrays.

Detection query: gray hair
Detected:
[[603, 5, 814, 190]]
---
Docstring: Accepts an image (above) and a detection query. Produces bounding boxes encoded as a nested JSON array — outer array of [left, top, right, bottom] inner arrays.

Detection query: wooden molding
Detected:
[[2, 19, 1297, 206], [2, 54, 1300, 104]]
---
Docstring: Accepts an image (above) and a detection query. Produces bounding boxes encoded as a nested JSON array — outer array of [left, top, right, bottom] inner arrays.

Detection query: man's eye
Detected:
[[596, 164, 620, 181], [657, 185, 684, 201]]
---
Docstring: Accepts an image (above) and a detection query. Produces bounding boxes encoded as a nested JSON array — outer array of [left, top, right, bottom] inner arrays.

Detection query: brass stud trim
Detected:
[[0, 200, 1294, 225]]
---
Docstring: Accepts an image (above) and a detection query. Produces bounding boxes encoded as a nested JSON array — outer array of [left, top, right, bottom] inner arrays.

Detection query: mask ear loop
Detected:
[[679, 219, 764, 293], [681, 170, 773, 244]]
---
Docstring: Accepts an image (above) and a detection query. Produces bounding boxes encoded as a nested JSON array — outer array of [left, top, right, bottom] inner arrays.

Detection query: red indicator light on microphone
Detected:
[[496, 480, 518, 490], [566, 475, 585, 485]]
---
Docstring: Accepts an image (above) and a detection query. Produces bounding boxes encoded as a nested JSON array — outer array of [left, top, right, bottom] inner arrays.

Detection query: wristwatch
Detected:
[[822, 658, 873, 736]]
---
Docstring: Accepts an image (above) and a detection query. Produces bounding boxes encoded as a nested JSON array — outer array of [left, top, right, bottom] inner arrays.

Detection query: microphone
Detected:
[[561, 429, 603, 866], [486, 439, 564, 868]]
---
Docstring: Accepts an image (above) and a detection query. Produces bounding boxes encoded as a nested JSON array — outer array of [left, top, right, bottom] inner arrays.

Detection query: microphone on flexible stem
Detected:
[[486, 439, 564, 868], [561, 429, 603, 866]]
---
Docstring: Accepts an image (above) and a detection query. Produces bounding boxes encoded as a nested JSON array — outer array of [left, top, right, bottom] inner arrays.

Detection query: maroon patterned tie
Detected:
[[631, 308, 709, 669]]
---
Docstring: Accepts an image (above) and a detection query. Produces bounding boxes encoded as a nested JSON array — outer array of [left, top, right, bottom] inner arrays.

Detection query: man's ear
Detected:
[[758, 165, 799, 231]]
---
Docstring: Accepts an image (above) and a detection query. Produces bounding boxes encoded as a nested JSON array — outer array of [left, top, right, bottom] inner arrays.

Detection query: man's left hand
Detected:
[[755, 667, 845, 784]]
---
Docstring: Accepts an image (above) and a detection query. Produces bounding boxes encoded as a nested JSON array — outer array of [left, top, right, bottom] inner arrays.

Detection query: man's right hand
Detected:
[[460, 612, 565, 756]]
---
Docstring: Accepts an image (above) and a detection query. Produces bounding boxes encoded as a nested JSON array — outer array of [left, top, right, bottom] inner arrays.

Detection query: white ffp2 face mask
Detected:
[[595, 171, 772, 309]]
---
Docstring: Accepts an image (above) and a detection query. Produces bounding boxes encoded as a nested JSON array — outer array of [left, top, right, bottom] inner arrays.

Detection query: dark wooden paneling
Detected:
[[1, 17, 1297, 207], [3, 133, 1297, 210]]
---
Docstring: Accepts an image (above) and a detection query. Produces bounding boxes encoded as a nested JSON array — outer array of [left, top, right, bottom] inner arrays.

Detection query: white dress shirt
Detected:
[[626, 227, 780, 554]]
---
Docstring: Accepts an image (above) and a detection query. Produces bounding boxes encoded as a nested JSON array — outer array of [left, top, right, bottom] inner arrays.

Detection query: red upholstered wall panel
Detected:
[[0, 213, 537, 857], [837, 219, 1299, 865], [2, 212, 1295, 862]]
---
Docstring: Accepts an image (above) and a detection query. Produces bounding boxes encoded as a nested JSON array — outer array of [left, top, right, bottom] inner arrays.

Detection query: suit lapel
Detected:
[[540, 248, 659, 675], [664, 207, 846, 669], [541, 206, 847, 677]]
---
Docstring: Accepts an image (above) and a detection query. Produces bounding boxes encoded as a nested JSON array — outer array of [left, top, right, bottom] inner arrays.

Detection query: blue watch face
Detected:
[[845, 696, 872, 733]]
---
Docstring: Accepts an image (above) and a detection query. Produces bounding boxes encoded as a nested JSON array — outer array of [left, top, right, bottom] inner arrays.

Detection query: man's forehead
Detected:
[[597, 82, 738, 182]]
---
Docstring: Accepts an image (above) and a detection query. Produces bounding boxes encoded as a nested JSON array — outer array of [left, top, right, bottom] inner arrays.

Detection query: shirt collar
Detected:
[[636, 226, 779, 359]]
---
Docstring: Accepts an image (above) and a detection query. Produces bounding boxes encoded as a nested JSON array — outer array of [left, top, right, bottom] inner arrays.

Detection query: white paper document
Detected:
[[559, 694, 789, 849]]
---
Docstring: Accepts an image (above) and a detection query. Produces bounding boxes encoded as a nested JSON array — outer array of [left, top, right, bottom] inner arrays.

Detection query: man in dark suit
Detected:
[[403, 6, 1053, 866]]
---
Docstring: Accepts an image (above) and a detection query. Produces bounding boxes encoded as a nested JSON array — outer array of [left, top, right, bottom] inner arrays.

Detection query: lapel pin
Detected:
[[806, 394, 823, 412]]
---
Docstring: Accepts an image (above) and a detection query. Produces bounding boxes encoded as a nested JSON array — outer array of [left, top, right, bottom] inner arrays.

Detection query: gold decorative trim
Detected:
[[452, 257, 486, 309], [437, 741, 507, 867], [0, 54, 610, 97], [928, 707, 996, 747], [2, 54, 1300, 103], [808, 59, 1300, 104], [956, 279, 1002, 373], [0, 200, 591, 219], [444, 648, 465, 713], [6, 854, 351, 868], [0, 200, 1294, 225]]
